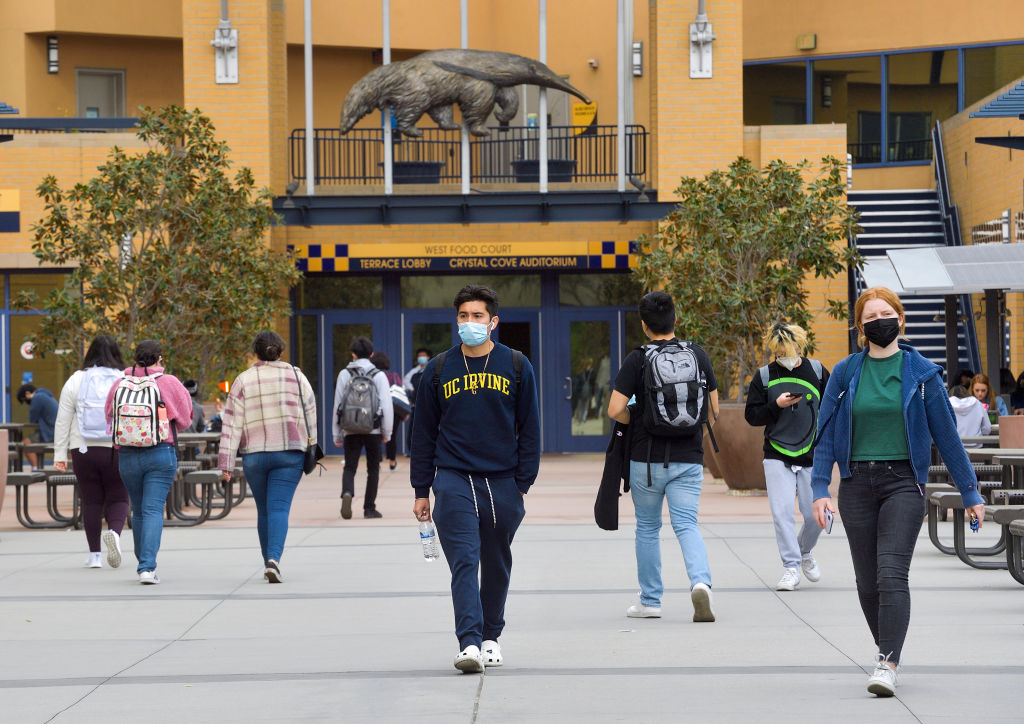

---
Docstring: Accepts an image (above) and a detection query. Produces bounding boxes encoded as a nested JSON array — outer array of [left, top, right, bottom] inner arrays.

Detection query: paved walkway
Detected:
[[1, 455, 1020, 722]]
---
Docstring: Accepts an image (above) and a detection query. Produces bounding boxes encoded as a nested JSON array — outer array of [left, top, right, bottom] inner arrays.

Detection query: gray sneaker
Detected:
[[690, 582, 715, 622]]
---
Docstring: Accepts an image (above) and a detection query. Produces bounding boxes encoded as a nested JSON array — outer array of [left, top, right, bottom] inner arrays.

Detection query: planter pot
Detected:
[[998, 414, 1024, 447], [380, 161, 445, 184], [511, 158, 576, 183], [710, 403, 767, 491]]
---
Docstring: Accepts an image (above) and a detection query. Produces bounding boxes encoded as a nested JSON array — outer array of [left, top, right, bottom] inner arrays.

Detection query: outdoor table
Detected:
[[23, 442, 54, 470], [2, 423, 37, 471], [176, 432, 219, 462], [991, 454, 1024, 490], [966, 447, 1024, 462], [961, 435, 999, 446]]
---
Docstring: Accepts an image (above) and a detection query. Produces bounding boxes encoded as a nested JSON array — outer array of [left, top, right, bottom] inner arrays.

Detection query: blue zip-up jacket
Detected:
[[811, 343, 983, 507]]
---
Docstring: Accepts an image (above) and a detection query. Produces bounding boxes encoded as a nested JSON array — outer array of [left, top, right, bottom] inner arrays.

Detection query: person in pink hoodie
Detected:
[[105, 340, 192, 585]]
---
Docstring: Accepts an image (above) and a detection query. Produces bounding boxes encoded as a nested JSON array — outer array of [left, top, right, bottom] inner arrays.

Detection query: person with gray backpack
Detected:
[[332, 336, 393, 519], [744, 322, 830, 592]]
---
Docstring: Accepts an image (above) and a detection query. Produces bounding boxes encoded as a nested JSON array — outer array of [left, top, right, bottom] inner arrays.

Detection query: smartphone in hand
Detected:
[[824, 508, 834, 534]]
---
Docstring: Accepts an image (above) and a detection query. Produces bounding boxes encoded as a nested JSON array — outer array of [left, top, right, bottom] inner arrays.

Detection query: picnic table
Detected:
[[961, 435, 1000, 446]]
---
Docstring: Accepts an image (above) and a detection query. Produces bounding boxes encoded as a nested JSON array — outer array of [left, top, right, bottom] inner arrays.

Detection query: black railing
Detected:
[[848, 138, 932, 164], [289, 124, 648, 186], [0, 117, 139, 134]]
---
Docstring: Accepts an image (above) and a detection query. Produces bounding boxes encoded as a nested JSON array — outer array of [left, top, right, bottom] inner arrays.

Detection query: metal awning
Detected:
[[887, 243, 1024, 294], [860, 256, 912, 295]]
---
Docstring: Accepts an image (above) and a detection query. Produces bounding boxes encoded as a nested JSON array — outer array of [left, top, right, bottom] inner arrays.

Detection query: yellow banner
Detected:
[[347, 241, 593, 258], [0, 189, 20, 212]]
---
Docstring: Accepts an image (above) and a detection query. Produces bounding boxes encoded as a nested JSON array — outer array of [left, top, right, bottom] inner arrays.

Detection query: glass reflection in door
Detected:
[[569, 320, 612, 437]]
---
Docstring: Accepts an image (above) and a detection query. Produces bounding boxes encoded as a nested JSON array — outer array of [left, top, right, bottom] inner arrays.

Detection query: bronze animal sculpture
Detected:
[[340, 49, 591, 138]]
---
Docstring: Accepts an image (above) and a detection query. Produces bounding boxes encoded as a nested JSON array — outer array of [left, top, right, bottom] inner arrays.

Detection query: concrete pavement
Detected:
[[1, 455, 1021, 723]]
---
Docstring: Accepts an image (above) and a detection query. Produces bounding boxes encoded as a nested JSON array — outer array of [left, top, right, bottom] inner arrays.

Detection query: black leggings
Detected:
[[72, 447, 130, 552]]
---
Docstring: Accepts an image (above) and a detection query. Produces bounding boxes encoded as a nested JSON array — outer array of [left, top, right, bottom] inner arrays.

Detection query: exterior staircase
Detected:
[[847, 188, 976, 378]]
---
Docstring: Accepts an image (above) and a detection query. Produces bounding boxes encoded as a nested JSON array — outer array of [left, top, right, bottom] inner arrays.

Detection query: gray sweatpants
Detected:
[[763, 459, 822, 570]]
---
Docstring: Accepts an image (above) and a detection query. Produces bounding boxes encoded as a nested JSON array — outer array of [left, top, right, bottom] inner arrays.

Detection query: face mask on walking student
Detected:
[[777, 356, 799, 370], [458, 320, 493, 347], [417, 355, 429, 366], [863, 317, 900, 347]]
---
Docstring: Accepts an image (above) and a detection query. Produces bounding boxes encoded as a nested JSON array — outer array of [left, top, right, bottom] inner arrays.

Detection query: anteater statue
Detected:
[[339, 49, 591, 138]]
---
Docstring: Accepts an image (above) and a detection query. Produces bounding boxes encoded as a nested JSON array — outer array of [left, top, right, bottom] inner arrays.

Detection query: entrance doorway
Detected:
[[553, 310, 619, 452]]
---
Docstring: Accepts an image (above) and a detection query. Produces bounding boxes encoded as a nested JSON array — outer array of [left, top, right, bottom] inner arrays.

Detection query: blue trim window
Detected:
[[744, 40, 1024, 167]]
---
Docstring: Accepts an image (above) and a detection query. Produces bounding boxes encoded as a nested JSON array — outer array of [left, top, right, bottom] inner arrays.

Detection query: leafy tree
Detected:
[[633, 156, 861, 399], [18, 105, 299, 392]]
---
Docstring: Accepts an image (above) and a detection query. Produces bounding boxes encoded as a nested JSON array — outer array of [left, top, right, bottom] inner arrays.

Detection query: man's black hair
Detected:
[[415, 347, 432, 357], [351, 336, 374, 359], [82, 334, 125, 370], [453, 284, 499, 318], [16, 383, 36, 404], [638, 291, 676, 335]]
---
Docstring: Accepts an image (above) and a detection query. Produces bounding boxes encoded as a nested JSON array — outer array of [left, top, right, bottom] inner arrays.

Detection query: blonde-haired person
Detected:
[[969, 373, 1009, 418], [811, 287, 984, 697], [744, 322, 829, 591]]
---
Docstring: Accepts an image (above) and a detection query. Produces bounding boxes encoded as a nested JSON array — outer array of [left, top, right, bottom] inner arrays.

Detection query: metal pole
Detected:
[[944, 295, 958, 384], [383, 0, 393, 195], [985, 288, 1000, 389], [538, 0, 548, 193], [303, 0, 315, 195], [460, 0, 470, 195], [616, 0, 626, 192]]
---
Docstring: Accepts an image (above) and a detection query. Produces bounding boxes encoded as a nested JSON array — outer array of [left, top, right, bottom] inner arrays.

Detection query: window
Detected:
[[743, 63, 807, 126], [964, 45, 1024, 108], [401, 275, 541, 308], [295, 276, 383, 310], [885, 51, 956, 162], [76, 69, 126, 117], [812, 56, 882, 163]]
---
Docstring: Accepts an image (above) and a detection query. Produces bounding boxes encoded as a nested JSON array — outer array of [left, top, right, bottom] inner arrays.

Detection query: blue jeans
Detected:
[[629, 461, 711, 607], [242, 450, 304, 564], [118, 444, 177, 574]]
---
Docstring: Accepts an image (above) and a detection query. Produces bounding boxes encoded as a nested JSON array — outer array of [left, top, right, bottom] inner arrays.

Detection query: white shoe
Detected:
[[481, 639, 503, 667], [103, 530, 122, 569], [690, 582, 715, 622], [138, 570, 160, 585], [83, 553, 102, 569], [801, 553, 821, 582], [867, 655, 898, 697], [454, 645, 484, 674], [777, 567, 801, 591], [626, 603, 662, 618]]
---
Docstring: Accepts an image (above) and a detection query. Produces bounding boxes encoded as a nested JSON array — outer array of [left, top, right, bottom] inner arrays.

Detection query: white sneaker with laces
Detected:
[[138, 570, 160, 585], [801, 553, 821, 582], [454, 645, 484, 674], [83, 553, 102, 568], [776, 567, 801, 591], [626, 603, 662, 618], [867, 654, 899, 697], [690, 582, 715, 622], [481, 639, 503, 667], [103, 530, 122, 569]]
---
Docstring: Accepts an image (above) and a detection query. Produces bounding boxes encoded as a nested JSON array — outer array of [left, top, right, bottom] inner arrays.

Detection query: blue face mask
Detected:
[[458, 320, 492, 347], [417, 356, 428, 366]]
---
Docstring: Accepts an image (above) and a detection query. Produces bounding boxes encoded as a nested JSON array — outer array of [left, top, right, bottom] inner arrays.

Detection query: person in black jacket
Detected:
[[744, 322, 830, 591]]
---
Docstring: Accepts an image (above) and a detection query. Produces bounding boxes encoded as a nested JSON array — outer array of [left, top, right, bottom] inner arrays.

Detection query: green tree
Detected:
[[18, 105, 300, 392], [633, 156, 861, 399]]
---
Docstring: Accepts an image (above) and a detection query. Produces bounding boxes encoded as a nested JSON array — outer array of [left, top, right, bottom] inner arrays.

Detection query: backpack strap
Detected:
[[809, 358, 823, 382], [512, 349, 523, 393], [431, 349, 450, 400], [759, 365, 770, 387]]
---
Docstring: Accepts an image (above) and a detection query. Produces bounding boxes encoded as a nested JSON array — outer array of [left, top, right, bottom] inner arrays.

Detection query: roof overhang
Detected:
[[885, 243, 1024, 295]]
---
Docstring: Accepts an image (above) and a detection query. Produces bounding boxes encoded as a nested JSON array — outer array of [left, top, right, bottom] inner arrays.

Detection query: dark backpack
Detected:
[[640, 340, 708, 436], [756, 360, 824, 457], [408, 369, 424, 405], [336, 364, 382, 434]]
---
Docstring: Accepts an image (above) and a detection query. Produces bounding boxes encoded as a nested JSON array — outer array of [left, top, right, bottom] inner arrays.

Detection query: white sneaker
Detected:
[[83, 553, 102, 569], [690, 582, 715, 622], [626, 603, 662, 618], [777, 567, 801, 591], [103, 530, 122, 569], [801, 553, 821, 582], [138, 570, 160, 585], [481, 639, 503, 667], [867, 655, 898, 697], [454, 645, 484, 674]]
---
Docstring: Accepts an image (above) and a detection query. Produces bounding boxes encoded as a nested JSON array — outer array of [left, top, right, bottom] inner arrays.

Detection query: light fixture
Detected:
[[689, 1, 715, 79], [46, 36, 58, 74], [632, 42, 643, 77], [821, 74, 833, 108], [588, 58, 599, 70]]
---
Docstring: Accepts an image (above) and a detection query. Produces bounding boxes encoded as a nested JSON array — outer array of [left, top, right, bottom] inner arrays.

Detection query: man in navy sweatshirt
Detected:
[[411, 284, 541, 674]]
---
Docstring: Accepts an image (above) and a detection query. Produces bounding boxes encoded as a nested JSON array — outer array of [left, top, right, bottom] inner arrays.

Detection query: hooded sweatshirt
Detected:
[[948, 395, 991, 447]]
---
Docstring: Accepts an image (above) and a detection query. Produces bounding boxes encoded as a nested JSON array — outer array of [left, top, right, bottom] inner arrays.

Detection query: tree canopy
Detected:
[[18, 105, 300, 392], [632, 156, 861, 399]]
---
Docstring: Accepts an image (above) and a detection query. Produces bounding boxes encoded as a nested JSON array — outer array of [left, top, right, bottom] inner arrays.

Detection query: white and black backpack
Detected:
[[112, 371, 169, 447]]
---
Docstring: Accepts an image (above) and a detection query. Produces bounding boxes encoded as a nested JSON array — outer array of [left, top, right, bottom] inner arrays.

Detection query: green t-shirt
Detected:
[[851, 351, 909, 461]]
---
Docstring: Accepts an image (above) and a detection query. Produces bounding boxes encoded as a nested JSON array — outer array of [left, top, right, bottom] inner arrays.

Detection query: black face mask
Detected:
[[863, 317, 900, 347]]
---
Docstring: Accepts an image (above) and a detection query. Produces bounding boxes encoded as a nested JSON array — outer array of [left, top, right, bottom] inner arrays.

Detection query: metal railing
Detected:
[[0, 117, 139, 134], [848, 138, 932, 164], [289, 124, 648, 186]]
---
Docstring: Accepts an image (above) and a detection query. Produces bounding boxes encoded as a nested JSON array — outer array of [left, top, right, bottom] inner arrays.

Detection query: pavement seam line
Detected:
[[470, 671, 485, 723]]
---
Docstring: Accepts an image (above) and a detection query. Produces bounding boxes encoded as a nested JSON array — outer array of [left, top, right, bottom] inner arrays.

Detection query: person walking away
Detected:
[[333, 336, 392, 519], [411, 284, 540, 673], [52, 335, 129, 569], [371, 350, 403, 471], [219, 331, 316, 583], [948, 385, 990, 446], [403, 347, 431, 454], [16, 383, 59, 469], [744, 322, 829, 591], [182, 379, 207, 433], [607, 291, 719, 623], [811, 286, 984, 697], [105, 340, 193, 585]]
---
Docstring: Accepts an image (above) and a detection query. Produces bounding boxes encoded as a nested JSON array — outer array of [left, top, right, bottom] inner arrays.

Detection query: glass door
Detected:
[[556, 310, 619, 452], [323, 311, 388, 455]]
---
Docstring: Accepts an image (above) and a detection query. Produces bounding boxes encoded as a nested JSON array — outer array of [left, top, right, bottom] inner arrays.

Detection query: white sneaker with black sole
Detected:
[[454, 645, 484, 674]]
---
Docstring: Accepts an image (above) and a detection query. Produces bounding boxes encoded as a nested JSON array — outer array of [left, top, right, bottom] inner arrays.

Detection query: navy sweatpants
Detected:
[[431, 468, 525, 650]]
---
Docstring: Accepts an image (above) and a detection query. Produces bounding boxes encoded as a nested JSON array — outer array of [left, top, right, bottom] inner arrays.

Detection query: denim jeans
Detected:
[[242, 450, 304, 564], [629, 460, 711, 607], [763, 459, 822, 570], [839, 459, 925, 664], [118, 444, 177, 574]]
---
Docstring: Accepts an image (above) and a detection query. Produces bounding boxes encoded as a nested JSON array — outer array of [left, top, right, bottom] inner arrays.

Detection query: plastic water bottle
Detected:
[[419, 520, 440, 562]]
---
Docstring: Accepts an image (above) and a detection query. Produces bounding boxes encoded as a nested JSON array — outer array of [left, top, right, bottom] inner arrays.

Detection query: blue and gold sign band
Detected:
[[287, 240, 638, 273]]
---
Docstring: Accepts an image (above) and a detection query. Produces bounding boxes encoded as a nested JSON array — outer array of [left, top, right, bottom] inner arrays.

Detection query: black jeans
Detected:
[[342, 433, 382, 511], [839, 460, 925, 664]]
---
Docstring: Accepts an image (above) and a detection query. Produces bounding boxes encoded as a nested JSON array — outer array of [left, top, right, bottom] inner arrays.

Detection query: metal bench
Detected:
[[164, 470, 218, 526], [928, 490, 1006, 558], [7, 472, 64, 528], [930, 491, 1024, 570], [44, 471, 80, 528], [1008, 519, 1024, 585]]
